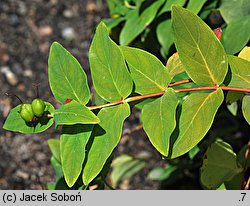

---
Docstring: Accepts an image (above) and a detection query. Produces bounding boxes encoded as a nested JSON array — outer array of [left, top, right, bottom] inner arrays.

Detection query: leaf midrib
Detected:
[[232, 69, 250, 86], [84, 105, 125, 182], [99, 33, 123, 98], [55, 111, 98, 122], [174, 92, 215, 147], [176, 10, 217, 84], [55, 51, 83, 104], [159, 96, 168, 153], [62, 136, 84, 185]]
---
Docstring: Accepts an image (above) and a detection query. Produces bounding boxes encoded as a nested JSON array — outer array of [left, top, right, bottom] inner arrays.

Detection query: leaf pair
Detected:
[[48, 102, 131, 188], [48, 42, 101, 126], [90, 22, 170, 99], [138, 5, 226, 158], [60, 103, 130, 187], [141, 88, 223, 158], [48, 38, 132, 186]]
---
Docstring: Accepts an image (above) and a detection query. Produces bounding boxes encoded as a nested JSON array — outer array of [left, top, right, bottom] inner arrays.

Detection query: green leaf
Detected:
[[171, 72, 197, 98], [50, 156, 63, 181], [134, 98, 156, 110], [228, 55, 250, 88], [186, 0, 208, 14], [158, 0, 186, 16], [227, 102, 238, 116], [119, 0, 165, 45], [239, 46, 250, 62], [224, 173, 242, 190], [217, 183, 226, 190], [226, 91, 244, 104], [93, 90, 107, 106], [110, 154, 146, 187], [242, 95, 250, 124], [48, 139, 61, 162], [170, 89, 224, 158], [107, 0, 128, 16], [237, 144, 250, 168], [148, 165, 178, 181], [47, 182, 56, 190], [226, 90, 242, 116], [103, 17, 126, 31], [221, 16, 250, 54], [60, 124, 93, 187], [89, 22, 133, 102], [166, 52, 184, 80], [188, 145, 200, 159], [156, 19, 173, 56], [219, 0, 250, 24], [48, 42, 90, 105], [199, 0, 218, 19], [82, 103, 130, 185], [135, 0, 145, 8], [141, 88, 179, 156], [54, 101, 100, 127], [3, 102, 54, 134], [172, 5, 228, 86], [121, 46, 170, 94], [200, 139, 243, 189], [107, 0, 119, 13]]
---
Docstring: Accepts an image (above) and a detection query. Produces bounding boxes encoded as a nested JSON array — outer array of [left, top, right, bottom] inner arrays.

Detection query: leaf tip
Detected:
[[51, 41, 61, 49], [96, 21, 108, 33], [65, 178, 76, 188], [82, 176, 91, 186], [171, 4, 181, 13]]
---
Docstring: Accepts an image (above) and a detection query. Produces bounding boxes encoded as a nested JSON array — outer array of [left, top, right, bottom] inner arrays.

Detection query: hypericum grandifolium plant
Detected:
[[3, 5, 250, 190]]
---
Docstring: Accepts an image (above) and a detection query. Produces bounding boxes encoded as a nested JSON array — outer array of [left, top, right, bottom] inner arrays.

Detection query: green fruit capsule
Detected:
[[31, 98, 46, 117], [20, 103, 35, 122]]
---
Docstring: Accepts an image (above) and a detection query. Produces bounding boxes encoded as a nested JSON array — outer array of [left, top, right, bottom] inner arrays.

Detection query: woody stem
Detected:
[[88, 79, 250, 111]]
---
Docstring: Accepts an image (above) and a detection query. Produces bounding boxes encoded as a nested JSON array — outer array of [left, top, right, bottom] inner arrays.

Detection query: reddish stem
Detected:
[[122, 124, 143, 136], [169, 79, 192, 87], [88, 79, 250, 111]]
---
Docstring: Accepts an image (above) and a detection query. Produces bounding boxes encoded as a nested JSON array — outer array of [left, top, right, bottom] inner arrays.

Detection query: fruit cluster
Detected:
[[20, 98, 46, 122]]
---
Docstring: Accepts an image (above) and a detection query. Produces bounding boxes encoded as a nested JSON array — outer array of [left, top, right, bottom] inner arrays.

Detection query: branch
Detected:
[[245, 177, 250, 190], [122, 124, 143, 136], [220, 86, 250, 93], [88, 79, 250, 111], [89, 99, 124, 110], [175, 85, 250, 93], [169, 79, 192, 87]]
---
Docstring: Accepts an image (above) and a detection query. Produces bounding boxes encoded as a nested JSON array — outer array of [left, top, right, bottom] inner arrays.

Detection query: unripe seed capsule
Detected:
[[31, 98, 45, 117], [20, 103, 35, 122]]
